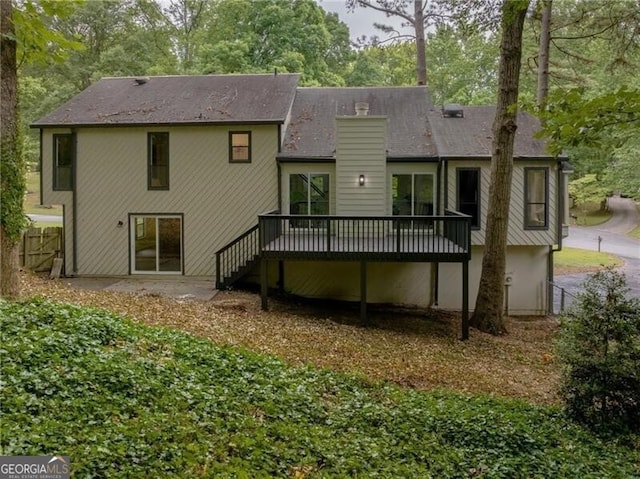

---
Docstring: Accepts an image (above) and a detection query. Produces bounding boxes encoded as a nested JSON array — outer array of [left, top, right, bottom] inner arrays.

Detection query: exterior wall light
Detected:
[[359, 174, 365, 186]]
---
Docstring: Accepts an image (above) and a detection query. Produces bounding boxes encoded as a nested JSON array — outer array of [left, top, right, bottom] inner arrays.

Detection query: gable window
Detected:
[[53, 134, 74, 190], [457, 168, 480, 229], [130, 214, 182, 274], [524, 167, 548, 229], [148, 132, 169, 190], [289, 173, 330, 228], [229, 131, 251, 163]]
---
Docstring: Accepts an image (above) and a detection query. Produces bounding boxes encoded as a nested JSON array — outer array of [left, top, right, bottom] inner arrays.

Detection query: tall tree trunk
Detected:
[[1, 0, 24, 298], [536, 0, 552, 110], [414, 0, 427, 85], [471, 0, 529, 335]]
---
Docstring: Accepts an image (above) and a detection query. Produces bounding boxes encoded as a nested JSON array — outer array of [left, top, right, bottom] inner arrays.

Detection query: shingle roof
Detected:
[[32, 74, 300, 127], [279, 87, 437, 159], [427, 106, 551, 158]]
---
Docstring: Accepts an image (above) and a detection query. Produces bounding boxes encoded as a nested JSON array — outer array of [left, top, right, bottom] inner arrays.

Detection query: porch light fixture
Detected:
[[359, 174, 365, 186]]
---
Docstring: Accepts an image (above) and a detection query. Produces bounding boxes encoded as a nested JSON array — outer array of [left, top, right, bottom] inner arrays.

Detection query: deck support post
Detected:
[[433, 262, 439, 306], [461, 260, 469, 340], [278, 260, 284, 292], [360, 260, 368, 324], [261, 258, 268, 311]]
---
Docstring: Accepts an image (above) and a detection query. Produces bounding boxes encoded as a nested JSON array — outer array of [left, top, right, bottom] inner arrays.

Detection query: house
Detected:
[[33, 73, 571, 337]]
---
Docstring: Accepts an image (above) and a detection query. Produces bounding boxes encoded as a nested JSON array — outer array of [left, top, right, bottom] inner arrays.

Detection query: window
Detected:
[[524, 167, 548, 229], [289, 173, 330, 228], [457, 168, 480, 229], [392, 173, 434, 228], [148, 132, 169, 190], [130, 215, 182, 274], [229, 131, 251, 163], [53, 134, 74, 190]]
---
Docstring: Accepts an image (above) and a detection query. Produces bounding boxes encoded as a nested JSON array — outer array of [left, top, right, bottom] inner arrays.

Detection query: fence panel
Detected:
[[20, 227, 63, 272]]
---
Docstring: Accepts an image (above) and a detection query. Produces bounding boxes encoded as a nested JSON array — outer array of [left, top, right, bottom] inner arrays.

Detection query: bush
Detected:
[[556, 268, 640, 433]]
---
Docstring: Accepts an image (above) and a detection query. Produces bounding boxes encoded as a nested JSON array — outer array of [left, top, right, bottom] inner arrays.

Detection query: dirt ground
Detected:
[[19, 272, 562, 406]]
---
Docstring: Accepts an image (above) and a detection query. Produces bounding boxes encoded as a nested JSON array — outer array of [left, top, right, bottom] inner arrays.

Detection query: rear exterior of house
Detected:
[[34, 74, 299, 279], [33, 74, 569, 317]]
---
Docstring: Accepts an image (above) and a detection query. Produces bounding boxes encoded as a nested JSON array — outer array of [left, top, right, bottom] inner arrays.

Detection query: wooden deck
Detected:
[[259, 213, 471, 263], [254, 212, 472, 339], [262, 231, 466, 262]]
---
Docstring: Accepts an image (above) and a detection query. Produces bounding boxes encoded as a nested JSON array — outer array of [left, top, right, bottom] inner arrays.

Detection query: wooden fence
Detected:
[[19, 227, 63, 272]]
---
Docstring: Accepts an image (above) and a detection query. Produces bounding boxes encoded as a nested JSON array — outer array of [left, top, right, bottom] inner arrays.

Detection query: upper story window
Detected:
[[457, 168, 480, 229], [229, 131, 251, 163], [53, 134, 74, 191], [148, 132, 169, 190], [524, 167, 548, 229]]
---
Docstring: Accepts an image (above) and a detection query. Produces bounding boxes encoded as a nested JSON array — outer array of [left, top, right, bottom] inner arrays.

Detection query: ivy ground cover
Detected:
[[1, 299, 638, 478]]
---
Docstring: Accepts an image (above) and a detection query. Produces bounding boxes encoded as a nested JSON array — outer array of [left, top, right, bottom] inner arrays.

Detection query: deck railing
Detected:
[[215, 224, 260, 289], [258, 210, 471, 257]]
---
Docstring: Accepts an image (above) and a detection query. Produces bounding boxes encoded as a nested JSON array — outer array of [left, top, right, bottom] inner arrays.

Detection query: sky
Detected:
[[316, 1, 413, 42]]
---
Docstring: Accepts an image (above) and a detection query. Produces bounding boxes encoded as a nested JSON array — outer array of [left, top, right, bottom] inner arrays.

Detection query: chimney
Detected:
[[355, 102, 369, 116]]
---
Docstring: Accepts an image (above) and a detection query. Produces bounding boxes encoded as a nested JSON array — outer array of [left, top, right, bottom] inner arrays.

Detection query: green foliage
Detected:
[[1, 299, 638, 477], [568, 173, 610, 208], [13, 0, 84, 66], [194, 0, 351, 85], [0, 120, 27, 242], [556, 268, 640, 434], [538, 86, 640, 157]]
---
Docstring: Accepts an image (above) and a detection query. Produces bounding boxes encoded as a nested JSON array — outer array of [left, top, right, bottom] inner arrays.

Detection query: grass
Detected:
[[24, 171, 62, 218], [632, 204, 640, 239], [554, 247, 623, 275], [2, 298, 638, 478], [570, 201, 612, 226]]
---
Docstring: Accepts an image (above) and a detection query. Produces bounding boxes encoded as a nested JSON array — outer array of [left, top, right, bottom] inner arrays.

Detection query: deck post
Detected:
[[360, 260, 367, 324], [261, 258, 268, 311], [461, 260, 469, 340], [278, 260, 284, 292]]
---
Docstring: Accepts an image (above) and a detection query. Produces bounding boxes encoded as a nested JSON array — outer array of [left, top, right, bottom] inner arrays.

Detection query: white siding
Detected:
[[438, 245, 550, 315], [270, 261, 434, 307], [335, 116, 387, 216], [40, 124, 279, 276]]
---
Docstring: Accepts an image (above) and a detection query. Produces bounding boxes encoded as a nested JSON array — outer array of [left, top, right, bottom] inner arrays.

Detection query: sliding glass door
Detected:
[[130, 215, 182, 274]]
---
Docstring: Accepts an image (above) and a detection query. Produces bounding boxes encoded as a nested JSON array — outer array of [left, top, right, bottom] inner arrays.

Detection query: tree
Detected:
[[195, 0, 351, 85], [1, 0, 81, 298], [556, 268, 640, 433], [346, 0, 436, 85], [163, 0, 205, 72], [535, 0, 552, 110], [1, 0, 22, 298], [471, 0, 530, 335]]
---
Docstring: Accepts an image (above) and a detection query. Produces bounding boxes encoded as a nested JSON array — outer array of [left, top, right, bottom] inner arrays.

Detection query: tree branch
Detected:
[[356, 0, 415, 25]]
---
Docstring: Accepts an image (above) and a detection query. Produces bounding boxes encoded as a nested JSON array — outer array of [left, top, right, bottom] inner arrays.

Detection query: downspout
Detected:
[[433, 158, 444, 306], [548, 160, 565, 314], [38, 129, 43, 205], [71, 129, 78, 275], [277, 160, 282, 213]]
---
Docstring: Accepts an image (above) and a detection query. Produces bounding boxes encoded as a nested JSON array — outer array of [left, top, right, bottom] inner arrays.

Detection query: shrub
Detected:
[[556, 268, 640, 433]]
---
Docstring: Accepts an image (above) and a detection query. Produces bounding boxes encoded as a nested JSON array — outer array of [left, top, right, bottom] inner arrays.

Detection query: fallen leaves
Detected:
[[20, 272, 561, 405]]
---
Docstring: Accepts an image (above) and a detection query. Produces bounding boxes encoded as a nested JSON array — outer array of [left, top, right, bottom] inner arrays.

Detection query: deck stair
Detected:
[[215, 224, 260, 289]]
